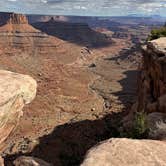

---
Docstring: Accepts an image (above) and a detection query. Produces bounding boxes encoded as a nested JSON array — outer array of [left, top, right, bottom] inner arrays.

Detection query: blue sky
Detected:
[[0, 0, 166, 16]]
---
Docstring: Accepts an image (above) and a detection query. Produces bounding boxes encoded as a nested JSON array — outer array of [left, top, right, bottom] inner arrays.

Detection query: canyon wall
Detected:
[[0, 70, 37, 147], [137, 37, 166, 113]]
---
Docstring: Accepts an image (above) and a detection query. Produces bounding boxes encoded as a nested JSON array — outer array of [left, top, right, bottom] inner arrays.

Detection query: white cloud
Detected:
[[7, 0, 17, 1], [0, 0, 166, 16]]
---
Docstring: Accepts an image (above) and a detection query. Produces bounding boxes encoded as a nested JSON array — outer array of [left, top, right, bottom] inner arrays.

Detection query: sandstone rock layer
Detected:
[[82, 138, 166, 166], [0, 70, 37, 145]]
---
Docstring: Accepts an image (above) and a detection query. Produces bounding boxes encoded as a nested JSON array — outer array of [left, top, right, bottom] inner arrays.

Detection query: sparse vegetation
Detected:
[[148, 25, 166, 40], [132, 111, 149, 139]]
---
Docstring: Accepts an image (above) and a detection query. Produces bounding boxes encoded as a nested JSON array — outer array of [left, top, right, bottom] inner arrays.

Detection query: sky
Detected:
[[0, 0, 166, 16]]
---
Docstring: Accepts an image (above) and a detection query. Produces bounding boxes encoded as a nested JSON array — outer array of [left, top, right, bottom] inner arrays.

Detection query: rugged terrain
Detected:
[[0, 12, 161, 165], [81, 37, 166, 166]]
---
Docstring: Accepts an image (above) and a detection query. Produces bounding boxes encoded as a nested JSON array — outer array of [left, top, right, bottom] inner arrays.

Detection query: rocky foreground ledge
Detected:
[[0, 70, 37, 146], [81, 138, 166, 166]]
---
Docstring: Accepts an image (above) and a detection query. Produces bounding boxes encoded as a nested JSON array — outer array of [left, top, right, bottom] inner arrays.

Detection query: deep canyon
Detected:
[[0, 12, 165, 166]]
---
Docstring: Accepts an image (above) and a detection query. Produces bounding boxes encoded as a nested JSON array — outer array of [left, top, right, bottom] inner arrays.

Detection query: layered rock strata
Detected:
[[0, 12, 60, 52]]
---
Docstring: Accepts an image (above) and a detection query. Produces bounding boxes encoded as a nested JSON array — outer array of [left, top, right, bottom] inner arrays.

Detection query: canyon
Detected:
[[82, 37, 166, 166], [0, 12, 165, 165]]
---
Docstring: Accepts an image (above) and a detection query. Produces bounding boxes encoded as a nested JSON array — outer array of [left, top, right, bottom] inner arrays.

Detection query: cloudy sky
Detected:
[[0, 0, 166, 16]]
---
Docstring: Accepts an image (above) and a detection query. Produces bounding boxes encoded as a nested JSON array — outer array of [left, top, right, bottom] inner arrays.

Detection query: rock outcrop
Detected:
[[82, 138, 166, 166], [137, 37, 166, 113], [0, 70, 37, 145], [14, 156, 51, 166]]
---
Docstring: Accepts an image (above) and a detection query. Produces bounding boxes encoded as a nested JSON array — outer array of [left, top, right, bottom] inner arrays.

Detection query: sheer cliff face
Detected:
[[137, 37, 166, 113]]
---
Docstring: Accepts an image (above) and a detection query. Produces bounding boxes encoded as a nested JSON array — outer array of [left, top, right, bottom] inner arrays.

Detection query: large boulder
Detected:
[[82, 138, 166, 166], [14, 156, 52, 166], [0, 70, 37, 145]]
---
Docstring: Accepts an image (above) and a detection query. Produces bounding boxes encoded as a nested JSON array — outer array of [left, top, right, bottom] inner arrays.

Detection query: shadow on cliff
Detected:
[[4, 69, 139, 166], [112, 70, 140, 108], [31, 21, 113, 49], [104, 44, 141, 62], [104, 47, 140, 108]]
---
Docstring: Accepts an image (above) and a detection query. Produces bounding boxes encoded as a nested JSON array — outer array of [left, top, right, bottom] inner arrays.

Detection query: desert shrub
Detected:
[[132, 111, 149, 139], [120, 111, 149, 139], [148, 26, 166, 41]]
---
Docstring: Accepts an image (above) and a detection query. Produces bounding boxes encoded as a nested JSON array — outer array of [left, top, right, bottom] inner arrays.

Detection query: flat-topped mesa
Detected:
[[7, 13, 28, 24], [0, 70, 37, 147], [0, 12, 28, 25], [137, 37, 166, 113]]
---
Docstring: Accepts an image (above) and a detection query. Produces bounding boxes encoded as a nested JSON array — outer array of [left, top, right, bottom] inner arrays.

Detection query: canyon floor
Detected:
[[2, 37, 141, 165]]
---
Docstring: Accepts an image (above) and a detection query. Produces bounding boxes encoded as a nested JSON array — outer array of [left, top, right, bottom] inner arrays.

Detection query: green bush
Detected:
[[148, 26, 166, 41], [132, 111, 149, 139]]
